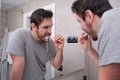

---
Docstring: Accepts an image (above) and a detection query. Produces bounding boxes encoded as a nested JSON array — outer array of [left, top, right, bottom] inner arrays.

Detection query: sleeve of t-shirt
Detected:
[[6, 29, 25, 57], [98, 12, 120, 66], [48, 39, 57, 60]]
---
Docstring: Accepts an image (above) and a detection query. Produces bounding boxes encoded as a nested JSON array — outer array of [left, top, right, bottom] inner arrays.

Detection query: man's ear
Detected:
[[31, 23, 36, 30], [85, 10, 94, 23]]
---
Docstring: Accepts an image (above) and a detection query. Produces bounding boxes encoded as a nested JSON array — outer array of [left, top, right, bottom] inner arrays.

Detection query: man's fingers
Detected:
[[54, 35, 64, 43]]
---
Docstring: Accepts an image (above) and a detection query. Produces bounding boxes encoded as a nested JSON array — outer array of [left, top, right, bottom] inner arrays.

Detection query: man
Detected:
[[71, 0, 120, 80], [7, 8, 64, 80]]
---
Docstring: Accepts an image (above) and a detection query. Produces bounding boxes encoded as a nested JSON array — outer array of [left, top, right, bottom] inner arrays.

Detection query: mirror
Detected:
[[1, 0, 86, 80]]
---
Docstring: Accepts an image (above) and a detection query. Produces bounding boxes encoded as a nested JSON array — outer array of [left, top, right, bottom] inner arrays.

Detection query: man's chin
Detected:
[[38, 38, 47, 42]]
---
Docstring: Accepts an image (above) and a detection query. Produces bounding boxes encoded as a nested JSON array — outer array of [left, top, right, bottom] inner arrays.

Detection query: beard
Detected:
[[36, 30, 51, 42], [84, 23, 98, 41], [84, 30, 98, 41], [91, 33, 98, 41]]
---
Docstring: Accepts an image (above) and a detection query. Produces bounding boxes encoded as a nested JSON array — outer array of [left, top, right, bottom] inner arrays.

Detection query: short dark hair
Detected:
[[30, 8, 53, 29], [71, 0, 113, 20]]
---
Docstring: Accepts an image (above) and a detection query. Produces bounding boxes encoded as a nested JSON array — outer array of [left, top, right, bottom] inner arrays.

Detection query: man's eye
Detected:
[[43, 26, 48, 29]]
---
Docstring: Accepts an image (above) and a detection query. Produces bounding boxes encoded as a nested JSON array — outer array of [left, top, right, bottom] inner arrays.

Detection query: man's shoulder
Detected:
[[9, 28, 30, 40], [103, 8, 120, 18], [14, 28, 29, 33], [100, 8, 120, 26], [13, 28, 30, 35]]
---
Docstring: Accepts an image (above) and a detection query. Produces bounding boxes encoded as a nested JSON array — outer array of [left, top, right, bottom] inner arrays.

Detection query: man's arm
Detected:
[[50, 49, 63, 69], [87, 47, 99, 66], [99, 63, 120, 80], [79, 33, 99, 66], [50, 35, 64, 69], [10, 54, 25, 80]]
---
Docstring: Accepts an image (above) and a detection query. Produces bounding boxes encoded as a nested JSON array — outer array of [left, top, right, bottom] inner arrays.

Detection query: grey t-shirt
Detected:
[[98, 8, 120, 66], [7, 28, 56, 80]]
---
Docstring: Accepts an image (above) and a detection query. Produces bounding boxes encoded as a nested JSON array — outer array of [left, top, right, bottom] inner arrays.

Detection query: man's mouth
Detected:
[[44, 36, 51, 41]]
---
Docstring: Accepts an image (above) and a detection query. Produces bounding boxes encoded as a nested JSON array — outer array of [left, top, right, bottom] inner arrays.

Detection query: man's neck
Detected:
[[31, 30, 40, 41], [93, 15, 101, 34]]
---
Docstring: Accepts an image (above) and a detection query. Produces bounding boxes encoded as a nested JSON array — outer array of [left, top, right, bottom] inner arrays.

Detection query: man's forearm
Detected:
[[12, 64, 24, 80], [10, 55, 25, 80], [51, 50, 63, 69], [87, 48, 99, 67]]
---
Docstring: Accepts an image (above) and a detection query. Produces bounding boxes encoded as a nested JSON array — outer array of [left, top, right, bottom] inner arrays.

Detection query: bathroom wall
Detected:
[[0, 9, 7, 45], [7, 9, 23, 32], [109, 0, 120, 8]]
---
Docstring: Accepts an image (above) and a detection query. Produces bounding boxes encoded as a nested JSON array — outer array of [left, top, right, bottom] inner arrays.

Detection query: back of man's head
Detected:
[[71, 0, 113, 20]]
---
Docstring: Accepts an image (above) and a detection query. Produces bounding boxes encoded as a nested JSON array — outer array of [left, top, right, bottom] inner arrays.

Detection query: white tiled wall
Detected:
[[0, 9, 7, 45]]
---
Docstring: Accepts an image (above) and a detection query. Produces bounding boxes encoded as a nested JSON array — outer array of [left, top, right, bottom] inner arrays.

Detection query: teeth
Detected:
[[45, 36, 50, 41]]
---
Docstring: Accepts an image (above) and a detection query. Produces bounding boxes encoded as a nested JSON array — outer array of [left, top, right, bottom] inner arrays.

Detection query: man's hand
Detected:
[[79, 32, 99, 66], [50, 35, 64, 69], [54, 35, 64, 51], [79, 32, 92, 53]]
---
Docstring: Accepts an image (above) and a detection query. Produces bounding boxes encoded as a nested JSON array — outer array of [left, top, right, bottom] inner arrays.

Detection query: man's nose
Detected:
[[47, 28, 52, 34]]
